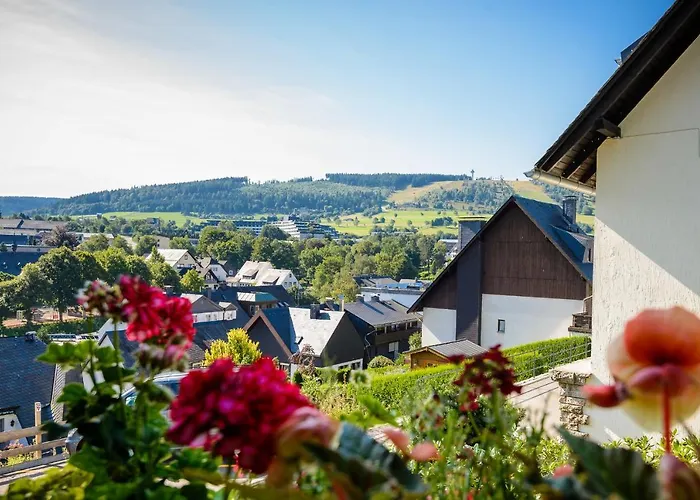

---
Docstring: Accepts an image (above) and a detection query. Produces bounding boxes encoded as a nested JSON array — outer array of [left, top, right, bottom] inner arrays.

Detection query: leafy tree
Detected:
[[148, 248, 181, 291], [210, 232, 254, 270], [270, 240, 298, 271], [368, 355, 393, 369], [0, 271, 13, 282], [74, 250, 104, 283], [10, 264, 48, 325], [135, 235, 159, 256], [43, 225, 79, 249], [112, 235, 133, 254], [0, 242, 7, 252], [95, 248, 131, 283], [197, 227, 230, 255], [203, 329, 262, 366], [251, 237, 275, 263], [430, 241, 448, 273], [408, 332, 422, 351], [170, 236, 195, 254], [181, 269, 205, 293], [37, 247, 83, 322], [79, 234, 110, 252], [126, 255, 152, 282], [259, 225, 289, 241]]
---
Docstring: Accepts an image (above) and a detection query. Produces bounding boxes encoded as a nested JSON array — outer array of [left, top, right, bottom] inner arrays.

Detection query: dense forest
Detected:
[[325, 173, 465, 189], [48, 178, 386, 217], [0, 196, 62, 215], [413, 179, 515, 213]]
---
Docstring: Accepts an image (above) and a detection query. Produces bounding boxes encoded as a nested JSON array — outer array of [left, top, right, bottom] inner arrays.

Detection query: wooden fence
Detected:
[[0, 425, 67, 477]]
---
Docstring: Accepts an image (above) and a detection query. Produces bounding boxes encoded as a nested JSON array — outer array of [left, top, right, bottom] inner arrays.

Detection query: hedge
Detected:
[[303, 335, 592, 418]]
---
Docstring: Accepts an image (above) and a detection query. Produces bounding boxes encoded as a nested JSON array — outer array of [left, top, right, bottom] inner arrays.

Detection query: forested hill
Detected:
[[0, 196, 62, 215], [49, 177, 387, 216], [325, 173, 466, 189]]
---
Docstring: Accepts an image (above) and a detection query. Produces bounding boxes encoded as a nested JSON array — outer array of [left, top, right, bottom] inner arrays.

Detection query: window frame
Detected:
[[497, 319, 506, 333]]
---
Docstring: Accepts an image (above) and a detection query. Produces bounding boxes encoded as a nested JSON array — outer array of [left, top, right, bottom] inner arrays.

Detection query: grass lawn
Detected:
[[388, 180, 464, 204], [508, 181, 554, 202], [101, 212, 209, 225], [325, 208, 490, 236]]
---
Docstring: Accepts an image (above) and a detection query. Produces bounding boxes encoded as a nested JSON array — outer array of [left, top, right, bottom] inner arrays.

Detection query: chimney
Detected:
[[309, 304, 320, 319], [458, 219, 486, 252], [562, 196, 577, 225], [24, 331, 36, 342], [356, 294, 364, 303], [325, 297, 335, 311], [164, 285, 175, 296], [206, 287, 212, 300], [339, 294, 345, 312]]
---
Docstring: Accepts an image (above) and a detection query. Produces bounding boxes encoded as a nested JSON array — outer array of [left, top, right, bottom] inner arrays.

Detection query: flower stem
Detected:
[[223, 459, 233, 499], [113, 324, 126, 420], [663, 385, 671, 454]]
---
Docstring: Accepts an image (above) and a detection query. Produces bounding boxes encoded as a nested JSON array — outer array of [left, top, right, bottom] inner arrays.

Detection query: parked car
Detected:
[[65, 372, 187, 455]]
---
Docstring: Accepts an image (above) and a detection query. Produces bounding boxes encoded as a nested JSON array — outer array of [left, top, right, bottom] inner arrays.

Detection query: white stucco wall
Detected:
[[590, 36, 700, 439], [421, 307, 456, 347], [480, 294, 581, 349]]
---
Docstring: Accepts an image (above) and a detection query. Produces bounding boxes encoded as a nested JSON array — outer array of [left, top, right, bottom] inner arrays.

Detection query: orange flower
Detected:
[[583, 307, 700, 449]]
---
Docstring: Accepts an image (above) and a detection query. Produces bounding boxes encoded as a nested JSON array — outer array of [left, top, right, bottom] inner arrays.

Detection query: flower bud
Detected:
[[582, 383, 628, 408]]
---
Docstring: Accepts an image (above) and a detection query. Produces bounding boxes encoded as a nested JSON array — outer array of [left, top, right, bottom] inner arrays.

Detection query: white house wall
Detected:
[[591, 35, 700, 438], [421, 307, 456, 346], [480, 294, 581, 349]]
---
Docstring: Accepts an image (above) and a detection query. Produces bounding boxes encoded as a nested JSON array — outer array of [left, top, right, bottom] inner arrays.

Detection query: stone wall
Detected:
[[551, 366, 591, 438]]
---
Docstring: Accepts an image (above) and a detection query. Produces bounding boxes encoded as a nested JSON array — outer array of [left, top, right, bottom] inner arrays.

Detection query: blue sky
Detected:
[[0, 0, 672, 196]]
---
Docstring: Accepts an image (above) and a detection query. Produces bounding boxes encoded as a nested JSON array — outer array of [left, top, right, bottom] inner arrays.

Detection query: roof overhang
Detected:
[[530, 0, 700, 190]]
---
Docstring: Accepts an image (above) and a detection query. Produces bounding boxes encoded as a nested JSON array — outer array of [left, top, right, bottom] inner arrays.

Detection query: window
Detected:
[[388, 341, 399, 359], [0, 418, 4, 433], [497, 319, 506, 333]]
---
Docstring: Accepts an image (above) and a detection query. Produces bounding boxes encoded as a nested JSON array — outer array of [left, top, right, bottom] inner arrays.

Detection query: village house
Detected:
[[409, 195, 593, 350], [0, 335, 80, 445], [230, 261, 299, 291], [243, 305, 365, 372], [148, 248, 202, 274], [343, 294, 421, 362], [527, 0, 700, 440], [406, 338, 487, 370], [97, 293, 248, 370], [354, 276, 431, 309]]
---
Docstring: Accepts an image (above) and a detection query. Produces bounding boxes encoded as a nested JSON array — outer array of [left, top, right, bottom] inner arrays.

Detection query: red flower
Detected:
[[119, 276, 168, 343], [167, 357, 312, 474], [452, 345, 521, 412], [156, 296, 196, 349]]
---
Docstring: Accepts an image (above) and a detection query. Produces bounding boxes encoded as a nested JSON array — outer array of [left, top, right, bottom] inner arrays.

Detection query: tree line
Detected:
[[46, 178, 386, 217], [324, 173, 465, 190], [415, 179, 515, 212]]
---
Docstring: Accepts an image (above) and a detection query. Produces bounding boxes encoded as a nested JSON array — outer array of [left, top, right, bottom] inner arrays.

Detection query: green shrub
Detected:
[[336, 367, 352, 384], [504, 335, 591, 379], [292, 370, 304, 386], [0, 318, 106, 339], [368, 355, 393, 369]]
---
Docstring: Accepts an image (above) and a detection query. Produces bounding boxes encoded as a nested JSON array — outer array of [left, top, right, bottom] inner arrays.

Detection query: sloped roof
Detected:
[[237, 291, 278, 304], [353, 275, 398, 287], [0, 251, 42, 275], [407, 338, 487, 360], [100, 318, 245, 367], [0, 337, 55, 428], [209, 285, 296, 307], [410, 196, 592, 312], [533, 0, 700, 188], [152, 248, 190, 265], [344, 298, 419, 327], [180, 294, 224, 314]]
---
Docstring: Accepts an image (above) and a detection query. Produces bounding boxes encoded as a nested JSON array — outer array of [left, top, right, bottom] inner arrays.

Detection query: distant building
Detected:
[[148, 248, 202, 274], [356, 277, 430, 309], [344, 295, 422, 362], [410, 196, 592, 350], [230, 217, 338, 240], [0, 335, 80, 443], [230, 261, 299, 291], [243, 306, 365, 371]]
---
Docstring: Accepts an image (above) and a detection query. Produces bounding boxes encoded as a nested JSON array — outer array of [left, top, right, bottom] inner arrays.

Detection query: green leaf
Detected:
[[58, 383, 89, 405], [559, 428, 660, 499], [305, 423, 426, 496], [42, 420, 72, 440], [38, 342, 85, 368], [100, 365, 136, 385], [179, 483, 210, 499]]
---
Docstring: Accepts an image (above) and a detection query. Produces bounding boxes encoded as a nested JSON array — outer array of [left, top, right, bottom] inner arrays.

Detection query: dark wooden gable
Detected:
[[481, 203, 587, 301]]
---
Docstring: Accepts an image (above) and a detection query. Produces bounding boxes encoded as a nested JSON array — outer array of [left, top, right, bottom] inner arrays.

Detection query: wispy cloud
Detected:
[[0, 0, 431, 197]]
